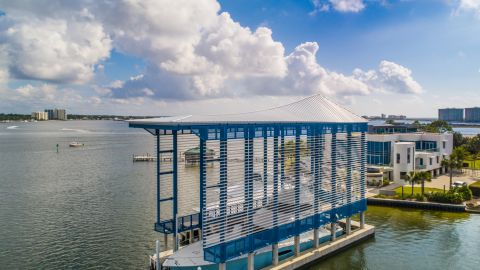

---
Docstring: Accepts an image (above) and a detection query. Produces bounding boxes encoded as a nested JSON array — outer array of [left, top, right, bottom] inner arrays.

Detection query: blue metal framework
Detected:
[[130, 121, 368, 263]]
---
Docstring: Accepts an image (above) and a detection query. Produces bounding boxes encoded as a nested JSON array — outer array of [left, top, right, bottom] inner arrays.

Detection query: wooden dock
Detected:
[[133, 154, 156, 162]]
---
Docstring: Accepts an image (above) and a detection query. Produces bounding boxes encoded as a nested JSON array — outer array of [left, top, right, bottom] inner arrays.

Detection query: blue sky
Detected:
[[0, 0, 479, 117]]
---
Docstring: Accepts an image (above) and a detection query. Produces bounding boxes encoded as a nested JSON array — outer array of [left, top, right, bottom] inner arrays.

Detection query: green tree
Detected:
[[441, 147, 467, 189], [417, 171, 432, 196], [453, 132, 466, 148], [466, 135, 480, 154], [422, 120, 452, 133], [404, 171, 419, 196], [403, 171, 432, 197]]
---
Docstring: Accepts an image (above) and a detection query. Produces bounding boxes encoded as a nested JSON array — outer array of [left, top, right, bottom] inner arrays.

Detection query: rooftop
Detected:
[[129, 94, 366, 127]]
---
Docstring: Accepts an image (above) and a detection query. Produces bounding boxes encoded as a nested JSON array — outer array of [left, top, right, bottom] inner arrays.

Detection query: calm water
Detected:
[[1, 121, 480, 269]]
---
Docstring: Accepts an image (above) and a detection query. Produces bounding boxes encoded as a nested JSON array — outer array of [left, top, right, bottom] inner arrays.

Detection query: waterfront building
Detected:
[[31, 111, 48, 121], [386, 115, 406, 120], [129, 95, 370, 269], [56, 109, 67, 120], [367, 132, 453, 182], [438, 108, 464, 122], [368, 123, 418, 134], [465, 107, 480, 122], [45, 109, 54, 120], [44, 108, 67, 120]]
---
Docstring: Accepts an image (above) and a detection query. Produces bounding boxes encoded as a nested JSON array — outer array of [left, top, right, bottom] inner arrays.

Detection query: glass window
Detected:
[[436, 156, 439, 163], [397, 153, 400, 164], [429, 158, 433, 166], [407, 148, 411, 164], [443, 141, 446, 149]]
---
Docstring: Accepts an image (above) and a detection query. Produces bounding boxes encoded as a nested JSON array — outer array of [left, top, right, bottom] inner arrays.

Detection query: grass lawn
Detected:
[[394, 186, 443, 196], [465, 160, 480, 170]]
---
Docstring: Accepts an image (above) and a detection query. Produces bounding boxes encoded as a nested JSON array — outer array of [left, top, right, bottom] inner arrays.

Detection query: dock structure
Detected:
[[130, 94, 372, 270], [133, 154, 156, 162]]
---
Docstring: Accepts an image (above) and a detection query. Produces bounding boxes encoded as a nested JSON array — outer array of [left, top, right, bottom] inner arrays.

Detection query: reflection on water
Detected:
[[1, 121, 479, 269], [309, 206, 479, 270]]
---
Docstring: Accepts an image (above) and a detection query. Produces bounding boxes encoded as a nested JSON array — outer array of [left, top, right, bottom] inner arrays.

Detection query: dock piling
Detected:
[[272, 243, 279, 265], [330, 223, 336, 241], [219, 262, 226, 270], [346, 218, 352, 235], [313, 228, 319, 248], [248, 252, 254, 270], [294, 236, 300, 256], [360, 212, 365, 229], [155, 240, 160, 270], [163, 234, 168, 251]]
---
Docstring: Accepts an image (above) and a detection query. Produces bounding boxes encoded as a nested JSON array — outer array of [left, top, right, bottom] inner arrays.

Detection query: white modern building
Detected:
[[367, 132, 453, 182]]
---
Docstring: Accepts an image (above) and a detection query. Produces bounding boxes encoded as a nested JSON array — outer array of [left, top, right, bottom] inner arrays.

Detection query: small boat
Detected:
[[69, 142, 84, 147]]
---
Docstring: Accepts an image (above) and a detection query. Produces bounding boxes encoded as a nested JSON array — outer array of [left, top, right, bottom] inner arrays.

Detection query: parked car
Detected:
[[453, 181, 467, 188]]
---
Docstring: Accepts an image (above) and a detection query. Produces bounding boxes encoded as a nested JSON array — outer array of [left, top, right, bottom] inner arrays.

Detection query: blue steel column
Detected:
[[244, 127, 254, 251], [330, 127, 338, 241], [313, 128, 320, 226], [346, 128, 353, 206], [156, 130, 160, 225], [331, 127, 337, 219], [294, 126, 301, 255], [360, 131, 366, 229], [272, 127, 280, 265], [360, 132, 366, 200], [219, 127, 227, 261], [263, 127, 268, 206], [280, 128, 285, 189], [294, 127, 301, 230], [172, 130, 178, 250], [199, 129, 207, 241]]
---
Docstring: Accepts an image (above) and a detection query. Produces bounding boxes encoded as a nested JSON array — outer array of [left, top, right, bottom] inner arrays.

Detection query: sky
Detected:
[[0, 0, 479, 117]]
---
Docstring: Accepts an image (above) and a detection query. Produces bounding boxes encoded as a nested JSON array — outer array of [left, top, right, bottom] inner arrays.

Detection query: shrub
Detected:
[[414, 194, 427, 202], [426, 192, 464, 204], [382, 179, 391, 187], [458, 186, 472, 201]]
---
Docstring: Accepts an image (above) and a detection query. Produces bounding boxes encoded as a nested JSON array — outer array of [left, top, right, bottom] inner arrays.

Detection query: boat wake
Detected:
[[60, 128, 90, 133], [6, 126, 19, 129]]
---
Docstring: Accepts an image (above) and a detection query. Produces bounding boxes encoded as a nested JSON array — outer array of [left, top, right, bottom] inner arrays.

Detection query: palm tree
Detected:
[[404, 171, 418, 196], [404, 171, 431, 197], [441, 147, 467, 189], [416, 171, 432, 196]]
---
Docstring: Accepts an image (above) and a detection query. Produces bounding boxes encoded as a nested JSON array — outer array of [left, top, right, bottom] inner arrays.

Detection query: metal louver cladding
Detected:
[[129, 94, 368, 263]]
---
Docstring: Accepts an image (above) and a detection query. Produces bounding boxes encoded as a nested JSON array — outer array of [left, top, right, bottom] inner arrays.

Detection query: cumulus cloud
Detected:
[[353, 61, 422, 94], [311, 0, 365, 14], [0, 0, 420, 108], [0, 11, 111, 84], [455, 0, 480, 17]]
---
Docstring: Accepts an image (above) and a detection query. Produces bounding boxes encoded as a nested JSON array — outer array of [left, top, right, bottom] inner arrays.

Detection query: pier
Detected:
[[130, 95, 373, 270]]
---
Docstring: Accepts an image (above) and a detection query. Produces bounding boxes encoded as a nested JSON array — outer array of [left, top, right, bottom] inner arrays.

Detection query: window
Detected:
[[407, 148, 411, 164], [397, 153, 401, 164], [429, 158, 433, 166], [400, 172, 407, 180], [420, 158, 424, 165], [436, 156, 439, 164], [443, 141, 446, 149]]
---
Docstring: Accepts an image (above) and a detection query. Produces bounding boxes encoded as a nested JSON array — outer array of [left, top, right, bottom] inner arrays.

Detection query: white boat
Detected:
[[69, 142, 84, 147]]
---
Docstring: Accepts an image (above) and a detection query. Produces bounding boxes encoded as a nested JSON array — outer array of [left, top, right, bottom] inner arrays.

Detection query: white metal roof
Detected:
[[129, 94, 366, 126]]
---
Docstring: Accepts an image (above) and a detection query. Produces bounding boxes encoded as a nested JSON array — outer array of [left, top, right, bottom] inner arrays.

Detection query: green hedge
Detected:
[[425, 186, 472, 204]]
